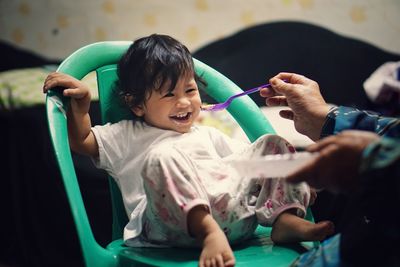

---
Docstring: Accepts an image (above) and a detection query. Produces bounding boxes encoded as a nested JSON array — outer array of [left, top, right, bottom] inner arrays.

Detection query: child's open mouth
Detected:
[[170, 112, 192, 122]]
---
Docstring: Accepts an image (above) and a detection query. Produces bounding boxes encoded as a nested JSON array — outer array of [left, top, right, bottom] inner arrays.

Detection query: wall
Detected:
[[0, 0, 399, 60]]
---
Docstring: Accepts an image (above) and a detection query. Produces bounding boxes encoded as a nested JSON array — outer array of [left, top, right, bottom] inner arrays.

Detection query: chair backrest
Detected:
[[46, 41, 276, 265], [95, 64, 132, 240]]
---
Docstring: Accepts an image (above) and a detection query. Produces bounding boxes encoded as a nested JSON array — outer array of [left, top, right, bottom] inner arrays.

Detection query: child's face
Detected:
[[132, 74, 202, 133]]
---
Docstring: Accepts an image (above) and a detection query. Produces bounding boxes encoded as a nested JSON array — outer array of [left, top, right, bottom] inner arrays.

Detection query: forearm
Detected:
[[67, 110, 92, 147], [43, 72, 98, 156], [67, 98, 98, 156]]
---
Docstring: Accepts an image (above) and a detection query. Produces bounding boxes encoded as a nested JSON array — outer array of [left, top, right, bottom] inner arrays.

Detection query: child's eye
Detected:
[[186, 88, 197, 93], [163, 92, 174, 98]]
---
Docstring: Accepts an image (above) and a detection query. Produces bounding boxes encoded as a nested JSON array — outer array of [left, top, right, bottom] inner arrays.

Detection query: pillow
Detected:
[[0, 67, 98, 110]]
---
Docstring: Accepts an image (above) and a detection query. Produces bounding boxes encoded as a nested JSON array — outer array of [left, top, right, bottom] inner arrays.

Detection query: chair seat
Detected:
[[107, 226, 311, 266]]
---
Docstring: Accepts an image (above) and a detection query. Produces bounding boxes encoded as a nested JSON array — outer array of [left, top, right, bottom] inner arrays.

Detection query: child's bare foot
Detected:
[[270, 211, 335, 244], [199, 228, 235, 267], [188, 206, 236, 267]]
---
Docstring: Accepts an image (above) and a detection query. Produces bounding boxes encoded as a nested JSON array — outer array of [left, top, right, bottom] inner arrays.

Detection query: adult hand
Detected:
[[260, 72, 330, 141], [286, 130, 380, 194]]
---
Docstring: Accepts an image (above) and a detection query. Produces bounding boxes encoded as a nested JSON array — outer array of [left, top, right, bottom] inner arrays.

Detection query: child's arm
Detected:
[[43, 72, 99, 158]]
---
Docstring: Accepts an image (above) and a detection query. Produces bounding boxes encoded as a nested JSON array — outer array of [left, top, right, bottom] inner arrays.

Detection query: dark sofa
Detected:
[[193, 21, 400, 113]]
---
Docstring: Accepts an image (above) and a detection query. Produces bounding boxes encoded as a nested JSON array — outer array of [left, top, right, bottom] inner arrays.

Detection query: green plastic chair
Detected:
[[46, 41, 315, 267]]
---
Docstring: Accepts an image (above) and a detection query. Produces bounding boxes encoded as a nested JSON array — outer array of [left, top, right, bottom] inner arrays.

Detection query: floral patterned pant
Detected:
[[141, 134, 310, 247]]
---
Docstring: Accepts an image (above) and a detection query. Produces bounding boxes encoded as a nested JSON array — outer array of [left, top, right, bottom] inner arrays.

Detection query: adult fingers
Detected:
[[269, 77, 295, 95], [260, 86, 279, 97], [275, 72, 311, 86], [306, 135, 340, 152], [286, 157, 318, 185], [287, 143, 338, 188], [278, 109, 294, 120], [265, 96, 288, 107]]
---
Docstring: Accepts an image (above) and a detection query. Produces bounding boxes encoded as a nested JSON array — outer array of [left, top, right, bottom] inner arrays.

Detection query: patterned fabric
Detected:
[[92, 121, 248, 245], [321, 106, 400, 137], [140, 134, 310, 247]]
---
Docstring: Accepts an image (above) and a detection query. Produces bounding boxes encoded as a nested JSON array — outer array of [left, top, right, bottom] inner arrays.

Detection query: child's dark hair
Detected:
[[117, 34, 204, 112]]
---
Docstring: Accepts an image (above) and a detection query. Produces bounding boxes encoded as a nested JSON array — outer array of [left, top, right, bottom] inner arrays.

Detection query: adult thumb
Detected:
[[270, 78, 291, 95]]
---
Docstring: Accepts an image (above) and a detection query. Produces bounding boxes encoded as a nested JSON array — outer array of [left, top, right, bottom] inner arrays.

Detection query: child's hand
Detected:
[[43, 72, 92, 113], [44, 72, 91, 98]]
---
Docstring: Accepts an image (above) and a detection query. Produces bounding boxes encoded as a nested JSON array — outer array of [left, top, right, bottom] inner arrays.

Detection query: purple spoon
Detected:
[[201, 83, 271, 112]]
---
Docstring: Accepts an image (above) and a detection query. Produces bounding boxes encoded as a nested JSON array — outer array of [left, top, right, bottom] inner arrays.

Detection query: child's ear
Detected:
[[131, 105, 145, 117]]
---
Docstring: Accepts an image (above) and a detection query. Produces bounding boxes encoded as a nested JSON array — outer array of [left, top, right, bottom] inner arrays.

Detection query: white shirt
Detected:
[[91, 120, 248, 245]]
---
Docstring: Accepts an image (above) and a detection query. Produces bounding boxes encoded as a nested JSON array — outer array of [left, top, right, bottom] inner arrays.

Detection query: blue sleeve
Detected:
[[361, 137, 400, 172], [320, 105, 400, 173], [321, 106, 400, 138]]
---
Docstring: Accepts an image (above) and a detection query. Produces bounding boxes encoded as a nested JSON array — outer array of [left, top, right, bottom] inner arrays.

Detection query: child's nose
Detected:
[[176, 97, 190, 108]]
